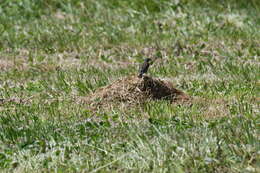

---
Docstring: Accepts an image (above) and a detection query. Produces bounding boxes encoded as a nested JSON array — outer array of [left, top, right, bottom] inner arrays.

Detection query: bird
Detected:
[[138, 58, 152, 78]]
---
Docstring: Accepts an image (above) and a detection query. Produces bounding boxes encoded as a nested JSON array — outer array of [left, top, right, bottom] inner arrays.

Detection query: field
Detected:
[[0, 0, 259, 172]]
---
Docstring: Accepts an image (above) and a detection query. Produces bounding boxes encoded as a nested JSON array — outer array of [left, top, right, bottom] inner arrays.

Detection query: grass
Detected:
[[0, 0, 259, 172]]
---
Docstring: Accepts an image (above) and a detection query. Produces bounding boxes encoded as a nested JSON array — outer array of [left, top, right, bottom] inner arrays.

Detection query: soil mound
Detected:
[[83, 75, 190, 109]]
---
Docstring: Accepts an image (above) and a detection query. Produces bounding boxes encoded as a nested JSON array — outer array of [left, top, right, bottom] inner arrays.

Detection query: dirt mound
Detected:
[[83, 75, 190, 109]]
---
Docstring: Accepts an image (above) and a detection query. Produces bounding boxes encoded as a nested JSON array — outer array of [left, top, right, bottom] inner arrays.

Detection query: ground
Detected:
[[0, 0, 259, 172]]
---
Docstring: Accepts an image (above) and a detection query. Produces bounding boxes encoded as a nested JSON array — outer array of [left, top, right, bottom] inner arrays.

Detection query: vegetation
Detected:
[[0, 0, 259, 172]]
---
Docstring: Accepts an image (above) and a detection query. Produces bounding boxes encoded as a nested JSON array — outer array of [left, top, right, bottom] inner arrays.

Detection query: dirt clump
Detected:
[[83, 75, 190, 109]]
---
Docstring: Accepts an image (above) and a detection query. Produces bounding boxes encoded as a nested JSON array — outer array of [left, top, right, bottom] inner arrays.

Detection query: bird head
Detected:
[[145, 58, 152, 64]]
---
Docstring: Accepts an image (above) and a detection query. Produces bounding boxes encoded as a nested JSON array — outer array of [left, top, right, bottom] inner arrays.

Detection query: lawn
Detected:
[[0, 0, 259, 172]]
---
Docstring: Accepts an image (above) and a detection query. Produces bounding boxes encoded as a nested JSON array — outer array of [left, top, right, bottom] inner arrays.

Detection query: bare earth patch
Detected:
[[82, 75, 190, 110]]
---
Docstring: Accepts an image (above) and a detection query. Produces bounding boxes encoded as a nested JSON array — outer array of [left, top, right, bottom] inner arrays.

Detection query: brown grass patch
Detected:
[[192, 97, 231, 119], [82, 75, 190, 110], [0, 96, 33, 106], [0, 58, 28, 71], [0, 59, 13, 71]]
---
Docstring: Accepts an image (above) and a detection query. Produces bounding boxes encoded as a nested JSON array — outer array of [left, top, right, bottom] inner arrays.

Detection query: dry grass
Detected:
[[0, 59, 14, 71], [82, 75, 189, 110], [192, 97, 231, 119]]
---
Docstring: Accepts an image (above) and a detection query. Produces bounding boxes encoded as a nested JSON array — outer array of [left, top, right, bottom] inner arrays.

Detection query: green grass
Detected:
[[0, 0, 259, 172]]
